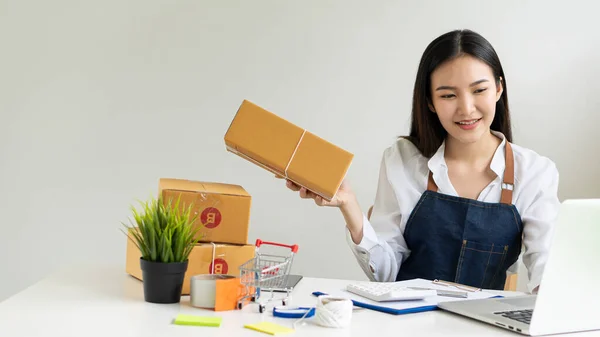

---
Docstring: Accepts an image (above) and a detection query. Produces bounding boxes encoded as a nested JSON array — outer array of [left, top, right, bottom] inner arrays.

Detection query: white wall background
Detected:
[[1, 0, 599, 301]]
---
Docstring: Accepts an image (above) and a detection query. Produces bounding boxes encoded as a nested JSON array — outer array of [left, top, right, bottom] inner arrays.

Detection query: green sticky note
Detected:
[[244, 321, 294, 335], [173, 314, 222, 327]]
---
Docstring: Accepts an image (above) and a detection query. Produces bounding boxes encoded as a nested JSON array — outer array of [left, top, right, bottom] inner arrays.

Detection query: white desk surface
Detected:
[[0, 265, 598, 337]]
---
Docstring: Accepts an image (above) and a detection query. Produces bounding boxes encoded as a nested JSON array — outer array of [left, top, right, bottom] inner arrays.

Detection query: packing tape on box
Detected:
[[283, 129, 306, 178], [210, 242, 226, 274], [281, 130, 333, 200], [314, 295, 353, 328]]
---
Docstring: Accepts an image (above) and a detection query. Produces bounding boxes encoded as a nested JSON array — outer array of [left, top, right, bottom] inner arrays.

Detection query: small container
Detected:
[[189, 274, 237, 309]]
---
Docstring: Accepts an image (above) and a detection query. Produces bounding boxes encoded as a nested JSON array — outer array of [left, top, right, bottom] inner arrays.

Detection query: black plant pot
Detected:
[[140, 258, 188, 304]]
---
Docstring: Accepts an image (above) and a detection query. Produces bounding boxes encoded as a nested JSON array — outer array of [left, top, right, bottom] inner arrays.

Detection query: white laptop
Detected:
[[438, 199, 600, 336]]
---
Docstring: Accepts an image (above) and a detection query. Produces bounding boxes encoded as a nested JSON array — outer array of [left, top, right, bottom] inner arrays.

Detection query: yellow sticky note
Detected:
[[244, 321, 294, 335], [173, 314, 222, 327]]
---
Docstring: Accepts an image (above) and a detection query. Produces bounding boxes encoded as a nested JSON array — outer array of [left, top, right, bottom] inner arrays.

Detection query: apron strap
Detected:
[[500, 142, 514, 205], [427, 141, 515, 205]]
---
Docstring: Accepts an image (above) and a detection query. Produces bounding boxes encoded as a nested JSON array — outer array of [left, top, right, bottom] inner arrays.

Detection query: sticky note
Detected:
[[215, 277, 247, 311], [244, 321, 294, 335], [173, 314, 222, 327]]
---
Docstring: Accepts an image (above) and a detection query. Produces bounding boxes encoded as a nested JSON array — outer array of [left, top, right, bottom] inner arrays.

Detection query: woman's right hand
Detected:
[[286, 176, 363, 244], [278, 175, 365, 244], [283, 178, 355, 208]]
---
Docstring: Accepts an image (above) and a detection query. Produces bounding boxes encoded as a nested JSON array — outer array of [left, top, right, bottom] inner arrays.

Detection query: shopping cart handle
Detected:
[[255, 239, 299, 253]]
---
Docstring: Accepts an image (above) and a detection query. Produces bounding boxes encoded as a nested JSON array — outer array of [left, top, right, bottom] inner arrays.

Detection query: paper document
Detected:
[[315, 278, 501, 315]]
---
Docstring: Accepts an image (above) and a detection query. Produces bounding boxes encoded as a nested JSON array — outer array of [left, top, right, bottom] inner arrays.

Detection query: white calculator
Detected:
[[346, 282, 437, 302]]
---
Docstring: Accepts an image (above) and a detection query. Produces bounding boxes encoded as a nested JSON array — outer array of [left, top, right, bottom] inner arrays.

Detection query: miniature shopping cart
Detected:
[[237, 239, 299, 313]]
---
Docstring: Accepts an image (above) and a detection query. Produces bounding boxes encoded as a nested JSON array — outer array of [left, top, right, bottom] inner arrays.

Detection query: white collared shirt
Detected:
[[346, 131, 560, 293]]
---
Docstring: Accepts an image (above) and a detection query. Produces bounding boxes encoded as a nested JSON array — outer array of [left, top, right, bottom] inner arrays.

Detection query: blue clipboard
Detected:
[[312, 291, 437, 315], [312, 291, 503, 316]]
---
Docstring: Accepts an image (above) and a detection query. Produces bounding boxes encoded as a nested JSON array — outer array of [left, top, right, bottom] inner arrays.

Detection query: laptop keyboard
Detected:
[[494, 309, 532, 324]]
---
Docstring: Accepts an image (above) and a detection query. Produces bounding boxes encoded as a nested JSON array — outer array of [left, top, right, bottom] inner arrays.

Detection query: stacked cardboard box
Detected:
[[125, 178, 255, 295], [158, 178, 251, 245]]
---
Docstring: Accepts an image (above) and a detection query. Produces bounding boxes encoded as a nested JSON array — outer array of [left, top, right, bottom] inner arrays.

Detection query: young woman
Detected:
[[285, 29, 560, 294]]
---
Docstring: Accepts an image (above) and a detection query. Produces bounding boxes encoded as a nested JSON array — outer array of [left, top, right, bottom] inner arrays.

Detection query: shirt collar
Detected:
[[427, 131, 507, 179], [489, 130, 507, 178]]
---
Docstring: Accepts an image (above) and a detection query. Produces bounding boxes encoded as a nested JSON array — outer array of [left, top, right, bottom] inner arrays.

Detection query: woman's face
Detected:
[[429, 54, 503, 145]]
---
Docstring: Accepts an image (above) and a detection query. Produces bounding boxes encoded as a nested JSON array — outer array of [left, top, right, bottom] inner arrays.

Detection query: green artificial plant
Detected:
[[122, 195, 201, 263]]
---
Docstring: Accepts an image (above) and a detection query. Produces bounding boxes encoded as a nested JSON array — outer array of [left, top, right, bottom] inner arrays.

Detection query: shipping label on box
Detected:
[[224, 99, 354, 201], [158, 178, 251, 245], [126, 231, 255, 295]]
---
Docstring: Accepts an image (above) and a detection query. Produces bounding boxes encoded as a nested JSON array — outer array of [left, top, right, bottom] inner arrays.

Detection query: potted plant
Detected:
[[122, 195, 200, 304]]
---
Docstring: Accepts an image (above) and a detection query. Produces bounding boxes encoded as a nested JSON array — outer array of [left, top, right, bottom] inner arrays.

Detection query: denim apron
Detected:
[[396, 142, 523, 290]]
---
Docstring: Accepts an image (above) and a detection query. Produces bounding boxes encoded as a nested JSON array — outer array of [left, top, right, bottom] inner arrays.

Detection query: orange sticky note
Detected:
[[214, 277, 244, 311], [214, 277, 257, 311]]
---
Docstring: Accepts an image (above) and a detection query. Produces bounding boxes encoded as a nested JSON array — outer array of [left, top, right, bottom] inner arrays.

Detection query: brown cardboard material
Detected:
[[158, 178, 251, 245], [224, 99, 354, 201], [125, 230, 255, 295]]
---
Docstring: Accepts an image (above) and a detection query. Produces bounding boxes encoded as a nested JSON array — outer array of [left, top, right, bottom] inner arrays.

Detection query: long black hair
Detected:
[[405, 29, 512, 157]]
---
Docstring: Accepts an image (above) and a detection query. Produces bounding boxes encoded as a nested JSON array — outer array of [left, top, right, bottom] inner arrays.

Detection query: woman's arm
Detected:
[[339, 193, 365, 244], [344, 152, 410, 282], [520, 160, 561, 293], [285, 147, 411, 282]]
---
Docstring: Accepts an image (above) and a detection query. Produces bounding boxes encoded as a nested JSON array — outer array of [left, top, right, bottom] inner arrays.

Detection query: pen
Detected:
[[408, 287, 468, 298], [432, 279, 481, 292]]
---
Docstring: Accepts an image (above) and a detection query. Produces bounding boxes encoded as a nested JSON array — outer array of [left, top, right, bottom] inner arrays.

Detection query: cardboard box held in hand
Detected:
[[224, 100, 354, 201], [159, 178, 251, 245]]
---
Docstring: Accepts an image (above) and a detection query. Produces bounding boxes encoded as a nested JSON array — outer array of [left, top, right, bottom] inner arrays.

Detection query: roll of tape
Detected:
[[190, 274, 236, 309], [314, 295, 353, 328]]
